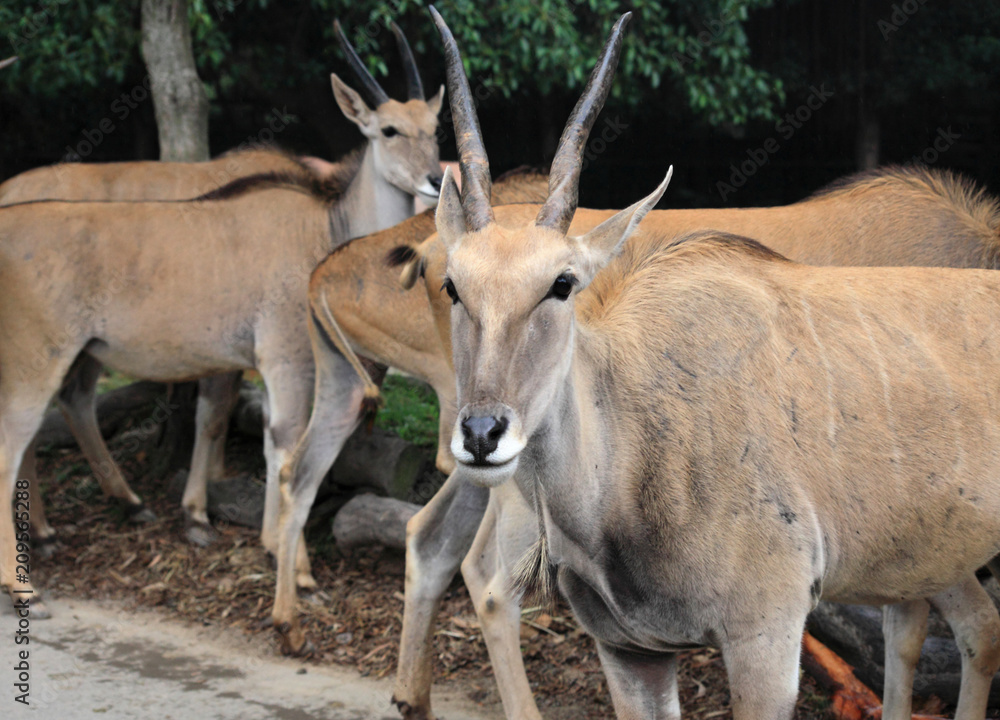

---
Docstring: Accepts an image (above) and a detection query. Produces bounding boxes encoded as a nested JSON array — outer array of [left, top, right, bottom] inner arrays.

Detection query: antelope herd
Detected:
[[3, 8, 1000, 720]]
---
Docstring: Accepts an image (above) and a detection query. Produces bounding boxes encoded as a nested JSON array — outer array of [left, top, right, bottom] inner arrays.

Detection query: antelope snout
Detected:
[[461, 415, 508, 464], [451, 405, 525, 487]]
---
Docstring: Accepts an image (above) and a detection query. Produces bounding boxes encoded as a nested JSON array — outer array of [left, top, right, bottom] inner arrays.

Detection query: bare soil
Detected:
[[29, 427, 845, 719]]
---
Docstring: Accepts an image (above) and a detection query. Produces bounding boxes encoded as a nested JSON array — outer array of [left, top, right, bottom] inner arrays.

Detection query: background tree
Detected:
[[2, 1, 998, 208]]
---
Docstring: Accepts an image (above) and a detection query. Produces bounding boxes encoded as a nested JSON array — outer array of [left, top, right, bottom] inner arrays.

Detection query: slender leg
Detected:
[[1, 355, 78, 619], [930, 577, 1000, 720], [272, 326, 366, 656], [595, 643, 681, 720], [256, 358, 312, 576], [56, 354, 154, 522], [21, 439, 56, 546], [721, 614, 806, 720], [881, 600, 930, 720], [181, 371, 241, 546], [460, 483, 543, 720], [392, 472, 490, 719]]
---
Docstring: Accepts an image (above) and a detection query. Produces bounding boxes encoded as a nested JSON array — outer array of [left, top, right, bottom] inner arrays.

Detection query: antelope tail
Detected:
[[314, 291, 384, 416]]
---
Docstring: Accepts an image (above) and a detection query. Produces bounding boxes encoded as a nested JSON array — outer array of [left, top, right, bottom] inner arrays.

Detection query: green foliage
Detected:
[[374, 375, 440, 448], [2, 0, 785, 131]]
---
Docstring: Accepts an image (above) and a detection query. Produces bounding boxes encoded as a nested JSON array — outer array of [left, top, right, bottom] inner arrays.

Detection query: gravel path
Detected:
[[1, 597, 500, 720]]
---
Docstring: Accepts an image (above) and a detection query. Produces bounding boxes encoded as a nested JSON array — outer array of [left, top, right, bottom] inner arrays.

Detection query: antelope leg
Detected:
[[721, 611, 806, 720], [0, 352, 79, 619], [56, 353, 151, 520], [931, 576, 1000, 720], [271, 318, 365, 656], [881, 599, 930, 720], [182, 371, 241, 545], [595, 643, 681, 720], [460, 482, 543, 720], [22, 438, 56, 547], [392, 471, 489, 719]]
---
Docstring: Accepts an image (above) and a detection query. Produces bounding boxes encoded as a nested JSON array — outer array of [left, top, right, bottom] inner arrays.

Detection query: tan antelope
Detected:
[[390, 157, 1000, 720], [412, 8, 1000, 719], [3, 20, 443, 551], [270, 168, 549, 656], [1, 148, 315, 554], [0, 20, 445, 616]]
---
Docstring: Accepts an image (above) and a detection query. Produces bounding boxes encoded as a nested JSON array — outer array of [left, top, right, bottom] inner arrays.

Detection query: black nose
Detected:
[[428, 174, 443, 192], [461, 415, 509, 464]]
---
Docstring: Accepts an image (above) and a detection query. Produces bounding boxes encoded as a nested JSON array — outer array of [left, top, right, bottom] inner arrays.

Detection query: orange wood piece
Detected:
[[800, 631, 945, 720]]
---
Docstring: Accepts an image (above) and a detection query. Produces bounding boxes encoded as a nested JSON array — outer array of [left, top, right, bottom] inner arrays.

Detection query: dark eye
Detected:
[[382, 126, 399, 138], [549, 273, 575, 301], [442, 278, 460, 305]]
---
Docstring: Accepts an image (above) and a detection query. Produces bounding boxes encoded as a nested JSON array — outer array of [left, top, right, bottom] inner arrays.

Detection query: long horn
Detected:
[[333, 20, 390, 108], [429, 5, 494, 231], [535, 12, 631, 233], [391, 21, 424, 100], [0, 56, 18, 71]]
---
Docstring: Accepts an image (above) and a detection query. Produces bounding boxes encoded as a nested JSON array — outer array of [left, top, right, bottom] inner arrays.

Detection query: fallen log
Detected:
[[331, 494, 419, 551], [801, 631, 945, 720]]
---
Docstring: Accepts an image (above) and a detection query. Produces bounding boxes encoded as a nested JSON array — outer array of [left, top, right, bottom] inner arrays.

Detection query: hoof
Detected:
[[31, 600, 52, 620], [185, 522, 217, 548], [126, 502, 157, 524], [392, 698, 434, 720], [33, 534, 59, 560], [296, 572, 318, 591], [275, 620, 314, 657], [280, 636, 315, 658]]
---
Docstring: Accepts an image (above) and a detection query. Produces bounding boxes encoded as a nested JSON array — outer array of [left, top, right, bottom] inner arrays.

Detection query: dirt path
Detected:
[[1, 598, 501, 720]]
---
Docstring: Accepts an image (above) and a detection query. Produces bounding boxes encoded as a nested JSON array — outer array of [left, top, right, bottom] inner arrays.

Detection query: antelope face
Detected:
[[371, 94, 446, 205], [443, 221, 580, 487], [426, 7, 653, 487], [332, 20, 445, 206]]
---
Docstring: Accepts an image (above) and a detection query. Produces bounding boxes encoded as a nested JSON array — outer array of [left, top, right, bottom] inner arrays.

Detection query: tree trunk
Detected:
[[141, 0, 209, 162], [140, 0, 209, 474]]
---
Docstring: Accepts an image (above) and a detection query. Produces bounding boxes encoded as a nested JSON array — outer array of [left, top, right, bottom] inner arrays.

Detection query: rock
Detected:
[[331, 494, 420, 551]]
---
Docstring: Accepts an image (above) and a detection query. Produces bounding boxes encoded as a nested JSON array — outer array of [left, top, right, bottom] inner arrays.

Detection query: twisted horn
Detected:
[[429, 5, 494, 231], [535, 12, 632, 233], [0, 56, 18, 71], [333, 19, 390, 108], [391, 21, 424, 101]]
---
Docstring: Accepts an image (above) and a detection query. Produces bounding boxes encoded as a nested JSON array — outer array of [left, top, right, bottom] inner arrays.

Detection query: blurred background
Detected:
[[2, 0, 998, 208]]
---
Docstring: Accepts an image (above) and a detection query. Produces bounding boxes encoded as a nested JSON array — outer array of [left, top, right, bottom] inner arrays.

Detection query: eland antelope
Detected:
[[390, 124, 1000, 720], [0, 20, 445, 616], [0, 148, 315, 552], [271, 168, 550, 656], [398, 8, 1000, 720]]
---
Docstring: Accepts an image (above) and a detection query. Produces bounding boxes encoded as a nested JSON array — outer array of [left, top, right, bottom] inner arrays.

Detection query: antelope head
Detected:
[[332, 20, 445, 206], [431, 8, 671, 488]]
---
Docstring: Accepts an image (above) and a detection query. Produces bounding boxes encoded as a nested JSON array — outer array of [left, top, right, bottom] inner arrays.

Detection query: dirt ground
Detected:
[[26, 425, 842, 719]]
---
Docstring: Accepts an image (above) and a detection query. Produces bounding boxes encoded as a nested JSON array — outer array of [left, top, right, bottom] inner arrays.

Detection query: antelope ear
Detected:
[[573, 167, 672, 280], [331, 73, 375, 134], [427, 84, 445, 116], [435, 166, 467, 254]]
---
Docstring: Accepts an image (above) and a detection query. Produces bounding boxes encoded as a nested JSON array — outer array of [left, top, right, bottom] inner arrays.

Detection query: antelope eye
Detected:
[[549, 273, 575, 301], [382, 126, 399, 138], [442, 278, 460, 305]]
